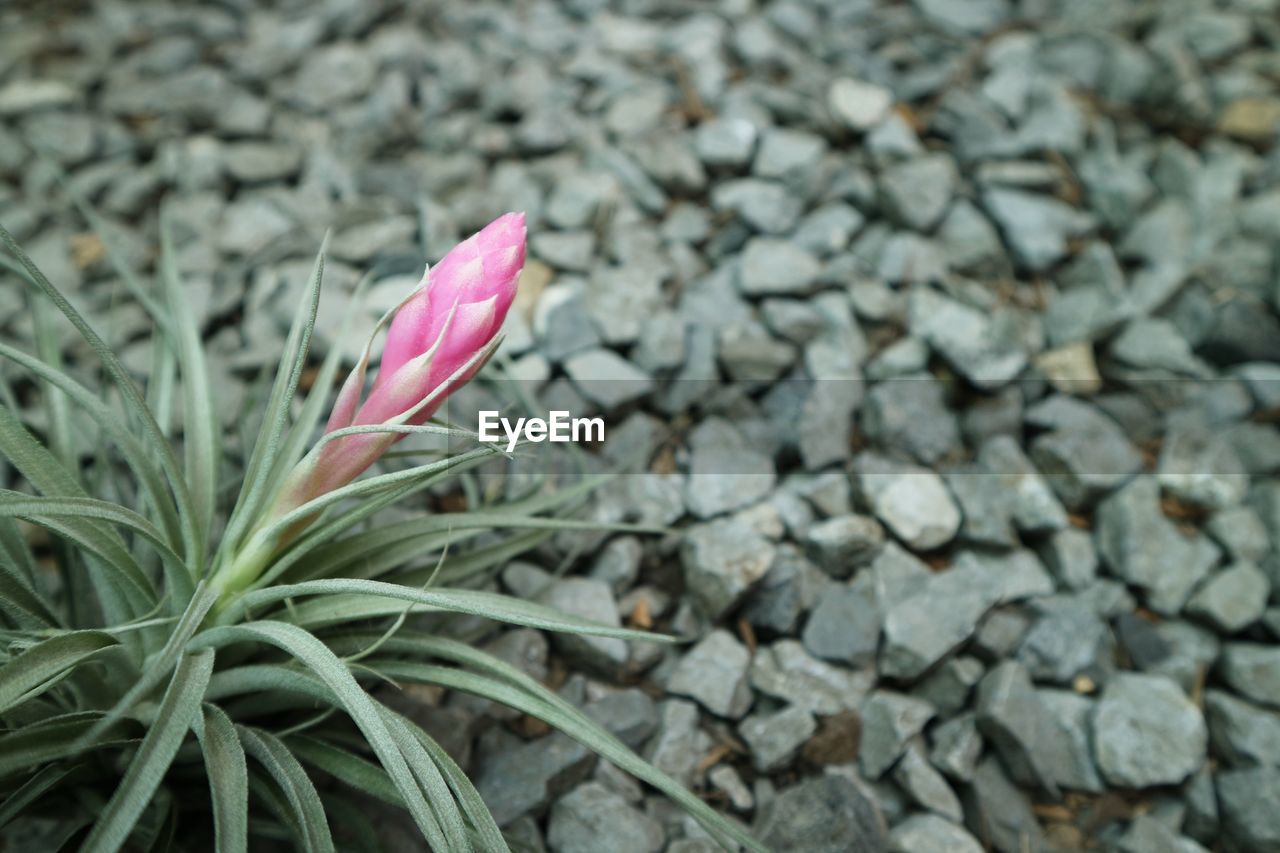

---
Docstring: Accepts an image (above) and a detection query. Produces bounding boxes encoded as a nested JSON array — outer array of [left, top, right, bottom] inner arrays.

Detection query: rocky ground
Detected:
[[3, 0, 1280, 851]]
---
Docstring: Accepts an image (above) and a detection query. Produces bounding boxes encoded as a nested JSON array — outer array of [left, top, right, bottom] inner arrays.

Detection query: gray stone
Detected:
[[643, 700, 712, 788], [929, 712, 984, 782], [710, 179, 803, 235], [888, 813, 983, 853], [476, 731, 594, 827], [983, 188, 1093, 271], [666, 629, 752, 719], [1220, 644, 1280, 709], [1037, 527, 1099, 591], [805, 515, 885, 578], [1157, 415, 1250, 510], [859, 690, 936, 779], [916, 657, 985, 717], [908, 288, 1027, 390], [224, 142, 303, 183], [879, 155, 957, 232], [738, 238, 821, 296], [1146, 620, 1221, 694], [754, 128, 826, 182], [743, 545, 824, 634], [975, 661, 1076, 795], [218, 196, 294, 256], [972, 608, 1032, 662], [562, 349, 652, 409], [855, 452, 961, 551], [861, 375, 961, 465], [1207, 506, 1271, 563], [750, 640, 873, 715], [718, 322, 795, 382], [893, 746, 963, 822], [913, 0, 1011, 34], [547, 782, 663, 853], [939, 200, 1006, 272], [738, 705, 816, 772], [1026, 395, 1144, 509], [1205, 689, 1280, 768], [684, 418, 776, 519], [802, 574, 881, 667], [1218, 767, 1280, 853], [330, 216, 417, 263], [585, 266, 663, 346], [695, 118, 758, 168], [538, 578, 628, 673], [0, 79, 78, 115], [531, 231, 596, 272], [1093, 673, 1207, 788], [880, 566, 997, 682], [795, 204, 864, 257], [1186, 563, 1269, 634], [962, 757, 1046, 853], [1017, 599, 1112, 684], [681, 519, 776, 619], [1096, 477, 1217, 615], [828, 78, 894, 131], [286, 44, 376, 109], [583, 689, 658, 748], [1112, 318, 1210, 377], [756, 775, 886, 853], [1117, 814, 1202, 853], [1038, 689, 1105, 793]]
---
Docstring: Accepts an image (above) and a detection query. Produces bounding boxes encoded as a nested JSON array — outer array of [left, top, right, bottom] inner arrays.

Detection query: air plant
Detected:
[[0, 204, 761, 853]]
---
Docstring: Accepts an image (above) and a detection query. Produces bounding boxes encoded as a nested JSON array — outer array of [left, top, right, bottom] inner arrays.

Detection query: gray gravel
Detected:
[[4, 0, 1279, 848]]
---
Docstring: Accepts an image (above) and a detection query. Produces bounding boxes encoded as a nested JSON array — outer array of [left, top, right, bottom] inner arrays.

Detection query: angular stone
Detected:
[[855, 452, 961, 551], [548, 782, 663, 853], [738, 238, 821, 296], [1096, 477, 1217, 615], [802, 574, 881, 667], [1186, 563, 1269, 634], [828, 78, 893, 131], [756, 775, 886, 853], [1218, 766, 1280, 851], [879, 154, 957, 232], [1026, 395, 1144, 509], [681, 518, 776, 619], [892, 746, 962, 821], [476, 731, 594, 827], [1017, 598, 1113, 684], [750, 640, 873, 715], [805, 514, 885, 578], [738, 705, 816, 772], [1205, 689, 1280, 768], [888, 813, 983, 853], [666, 629, 753, 719], [1220, 644, 1280, 709], [859, 691, 935, 779], [929, 712, 984, 782], [983, 188, 1093, 271], [643, 700, 712, 788], [562, 349, 653, 409], [975, 661, 1076, 795], [1036, 527, 1099, 590], [1093, 673, 1207, 787], [1038, 690, 1106, 793], [695, 118, 758, 168], [962, 757, 1046, 853], [538, 578, 628, 673]]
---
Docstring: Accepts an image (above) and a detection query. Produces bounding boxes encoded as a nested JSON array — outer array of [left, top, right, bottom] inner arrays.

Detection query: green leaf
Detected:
[[195, 704, 247, 853], [0, 404, 155, 620], [222, 237, 327, 555], [158, 209, 218, 570], [0, 631, 117, 713], [238, 727, 334, 853], [30, 295, 75, 471], [229, 579, 673, 644], [0, 558, 59, 629], [0, 491, 193, 604], [79, 649, 214, 853], [372, 636, 765, 853], [0, 762, 81, 827], [286, 735, 400, 806], [0, 713, 137, 780], [0, 223, 200, 570], [189, 621, 456, 851]]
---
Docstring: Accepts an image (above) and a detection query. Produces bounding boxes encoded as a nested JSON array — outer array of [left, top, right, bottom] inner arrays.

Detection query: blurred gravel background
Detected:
[[2, 0, 1280, 851]]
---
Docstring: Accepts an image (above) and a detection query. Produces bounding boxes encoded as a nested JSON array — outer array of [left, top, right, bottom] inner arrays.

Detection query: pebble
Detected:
[[1218, 766, 1280, 851], [737, 238, 821, 296], [665, 629, 753, 719], [475, 731, 594, 827], [562, 349, 653, 409], [964, 757, 1047, 853], [983, 187, 1093, 272], [928, 712, 984, 782], [1204, 689, 1280, 768], [1219, 643, 1280, 709], [975, 661, 1076, 795], [750, 640, 873, 715], [738, 705, 816, 772], [643, 700, 712, 789], [804, 514, 884, 578], [888, 813, 983, 853], [680, 518, 776, 619], [828, 78, 894, 131], [694, 117, 759, 168], [802, 575, 881, 667], [548, 782, 664, 853], [1092, 673, 1207, 788], [1185, 562, 1269, 634], [854, 452, 961, 551], [537, 578, 629, 673], [756, 775, 886, 853], [858, 691, 935, 779], [892, 746, 962, 821], [710, 179, 803, 235], [878, 154, 957, 232]]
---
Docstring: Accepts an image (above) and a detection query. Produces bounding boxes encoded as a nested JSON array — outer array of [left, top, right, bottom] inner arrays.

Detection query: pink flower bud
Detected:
[[283, 212, 526, 511]]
